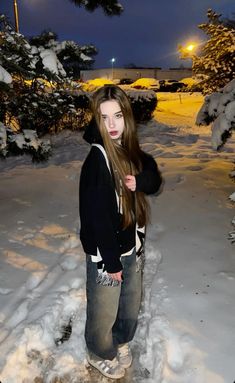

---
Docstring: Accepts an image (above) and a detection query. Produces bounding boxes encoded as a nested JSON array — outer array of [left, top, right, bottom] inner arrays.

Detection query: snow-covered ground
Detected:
[[0, 93, 234, 383]]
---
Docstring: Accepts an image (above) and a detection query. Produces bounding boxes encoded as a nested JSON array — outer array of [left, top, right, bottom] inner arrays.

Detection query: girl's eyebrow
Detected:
[[101, 111, 122, 117]]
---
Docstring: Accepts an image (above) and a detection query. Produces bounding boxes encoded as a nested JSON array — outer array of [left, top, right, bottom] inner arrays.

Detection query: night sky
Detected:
[[1, 0, 234, 69]]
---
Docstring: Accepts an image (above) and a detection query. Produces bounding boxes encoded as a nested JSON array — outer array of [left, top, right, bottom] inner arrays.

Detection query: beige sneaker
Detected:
[[87, 353, 125, 379], [118, 343, 132, 368]]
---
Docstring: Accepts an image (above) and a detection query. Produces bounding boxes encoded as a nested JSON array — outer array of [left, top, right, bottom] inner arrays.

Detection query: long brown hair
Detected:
[[92, 85, 149, 228]]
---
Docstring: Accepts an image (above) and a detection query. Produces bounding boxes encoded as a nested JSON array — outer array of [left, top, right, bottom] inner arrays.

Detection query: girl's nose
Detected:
[[109, 117, 115, 128]]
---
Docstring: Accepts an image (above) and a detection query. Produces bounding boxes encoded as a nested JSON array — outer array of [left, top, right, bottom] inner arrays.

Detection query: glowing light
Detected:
[[186, 44, 196, 52]]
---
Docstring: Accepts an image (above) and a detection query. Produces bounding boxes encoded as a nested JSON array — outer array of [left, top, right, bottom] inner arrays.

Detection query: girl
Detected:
[[79, 85, 162, 379]]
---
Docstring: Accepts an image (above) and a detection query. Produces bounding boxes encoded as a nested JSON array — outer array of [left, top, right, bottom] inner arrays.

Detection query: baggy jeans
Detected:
[[85, 249, 143, 360]]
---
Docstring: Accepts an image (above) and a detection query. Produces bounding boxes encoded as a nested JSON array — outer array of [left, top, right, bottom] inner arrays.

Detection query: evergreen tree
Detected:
[[0, 14, 36, 79], [58, 41, 98, 79], [193, 9, 235, 93], [29, 31, 58, 48], [69, 0, 123, 16], [29, 30, 97, 79], [57, 42, 97, 79]]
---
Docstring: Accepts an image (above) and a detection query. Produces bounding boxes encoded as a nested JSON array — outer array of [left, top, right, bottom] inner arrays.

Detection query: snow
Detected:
[[211, 114, 231, 150], [229, 192, 235, 202], [0, 122, 7, 150], [0, 64, 12, 84], [180, 77, 199, 87], [131, 78, 159, 87], [80, 53, 92, 62], [225, 100, 235, 122], [82, 78, 115, 92], [0, 93, 235, 382], [3, 128, 50, 156], [39, 49, 66, 77]]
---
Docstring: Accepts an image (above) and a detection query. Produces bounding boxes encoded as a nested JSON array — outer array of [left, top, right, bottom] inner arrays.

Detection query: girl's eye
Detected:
[[102, 116, 107, 120], [115, 113, 123, 119]]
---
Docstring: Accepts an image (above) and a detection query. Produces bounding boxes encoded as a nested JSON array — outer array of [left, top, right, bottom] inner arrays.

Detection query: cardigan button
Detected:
[[116, 230, 119, 234]]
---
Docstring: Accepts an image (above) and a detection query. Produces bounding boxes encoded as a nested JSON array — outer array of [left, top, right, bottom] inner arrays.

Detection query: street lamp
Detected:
[[178, 41, 201, 66], [185, 43, 196, 53], [178, 41, 199, 58], [111, 57, 116, 80], [13, 0, 19, 32]]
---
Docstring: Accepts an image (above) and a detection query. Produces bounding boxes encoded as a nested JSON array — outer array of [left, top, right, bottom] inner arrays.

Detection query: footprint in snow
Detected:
[[0, 287, 13, 295], [141, 143, 157, 152], [23, 233, 35, 239], [186, 165, 203, 171], [160, 152, 183, 158], [26, 271, 48, 290], [59, 254, 80, 271], [219, 271, 235, 280], [59, 234, 80, 253], [166, 336, 187, 373], [12, 198, 32, 207], [167, 174, 186, 187]]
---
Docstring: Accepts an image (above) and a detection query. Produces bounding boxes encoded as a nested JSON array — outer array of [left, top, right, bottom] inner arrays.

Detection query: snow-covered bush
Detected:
[[80, 88, 157, 123], [126, 89, 157, 122], [0, 76, 91, 135], [196, 79, 235, 149], [196, 79, 235, 243], [0, 16, 95, 141], [0, 122, 51, 162]]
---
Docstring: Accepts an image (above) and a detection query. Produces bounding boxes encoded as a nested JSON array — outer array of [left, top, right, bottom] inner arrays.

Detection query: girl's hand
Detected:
[[125, 175, 136, 191], [108, 271, 123, 282]]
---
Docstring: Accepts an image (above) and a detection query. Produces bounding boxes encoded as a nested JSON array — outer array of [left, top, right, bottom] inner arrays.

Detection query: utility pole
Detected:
[[111, 58, 116, 80], [13, 0, 19, 32]]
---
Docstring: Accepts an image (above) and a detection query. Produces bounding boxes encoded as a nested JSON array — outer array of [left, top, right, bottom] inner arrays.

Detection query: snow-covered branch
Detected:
[[196, 79, 235, 150]]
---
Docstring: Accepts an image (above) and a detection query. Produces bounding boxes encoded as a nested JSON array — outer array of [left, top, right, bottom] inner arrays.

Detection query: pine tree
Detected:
[[69, 0, 123, 16], [58, 42, 97, 79], [193, 9, 235, 93], [0, 14, 36, 80], [29, 30, 97, 79]]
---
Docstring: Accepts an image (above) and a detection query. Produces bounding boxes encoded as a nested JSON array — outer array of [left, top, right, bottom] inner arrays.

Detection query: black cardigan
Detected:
[[79, 121, 162, 273]]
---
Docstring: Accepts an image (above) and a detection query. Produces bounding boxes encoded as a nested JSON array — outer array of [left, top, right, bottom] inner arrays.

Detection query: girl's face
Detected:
[[100, 100, 125, 140]]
